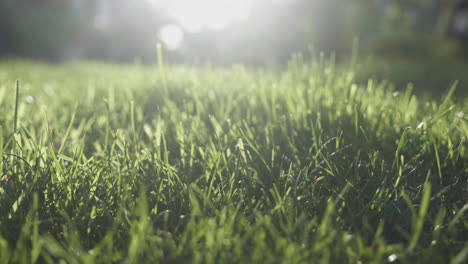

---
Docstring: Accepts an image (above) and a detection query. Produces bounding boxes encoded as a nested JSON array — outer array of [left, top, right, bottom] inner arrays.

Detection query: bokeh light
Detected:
[[158, 24, 185, 50]]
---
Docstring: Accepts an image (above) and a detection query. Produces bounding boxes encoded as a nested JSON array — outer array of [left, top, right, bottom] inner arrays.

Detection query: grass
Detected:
[[0, 57, 466, 263]]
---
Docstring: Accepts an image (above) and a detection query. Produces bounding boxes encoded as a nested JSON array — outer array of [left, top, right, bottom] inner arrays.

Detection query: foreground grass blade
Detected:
[[409, 182, 432, 250]]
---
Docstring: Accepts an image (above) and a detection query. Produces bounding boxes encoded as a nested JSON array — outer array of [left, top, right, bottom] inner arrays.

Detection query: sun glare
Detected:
[[166, 0, 251, 32], [158, 24, 184, 50]]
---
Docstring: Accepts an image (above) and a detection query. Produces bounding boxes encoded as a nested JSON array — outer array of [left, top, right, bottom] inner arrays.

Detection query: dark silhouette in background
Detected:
[[0, 0, 167, 62], [451, 0, 468, 40]]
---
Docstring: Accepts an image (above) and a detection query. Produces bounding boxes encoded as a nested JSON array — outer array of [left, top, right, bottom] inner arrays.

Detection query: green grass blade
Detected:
[[13, 80, 19, 133], [451, 244, 468, 264], [58, 104, 78, 154], [156, 43, 168, 95], [409, 182, 432, 250], [434, 143, 443, 185], [0, 125, 3, 173]]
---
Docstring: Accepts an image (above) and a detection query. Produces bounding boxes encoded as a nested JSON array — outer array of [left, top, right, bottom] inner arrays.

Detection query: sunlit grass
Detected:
[[0, 57, 466, 263]]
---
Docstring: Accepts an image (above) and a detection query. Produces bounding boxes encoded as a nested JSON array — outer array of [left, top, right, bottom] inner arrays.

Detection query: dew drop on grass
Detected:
[[25, 96, 34, 104], [387, 254, 398, 263]]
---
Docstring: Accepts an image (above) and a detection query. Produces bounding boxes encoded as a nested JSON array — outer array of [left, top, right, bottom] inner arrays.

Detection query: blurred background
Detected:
[[0, 0, 467, 94]]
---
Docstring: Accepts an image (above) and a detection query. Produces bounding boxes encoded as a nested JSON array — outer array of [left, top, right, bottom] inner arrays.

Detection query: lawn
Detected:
[[0, 57, 466, 263]]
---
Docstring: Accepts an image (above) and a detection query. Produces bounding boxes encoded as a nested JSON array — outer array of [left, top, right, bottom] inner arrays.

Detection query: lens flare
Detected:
[[158, 24, 184, 50]]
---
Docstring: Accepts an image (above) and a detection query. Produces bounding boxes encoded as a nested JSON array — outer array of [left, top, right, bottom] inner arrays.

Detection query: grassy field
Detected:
[[0, 57, 466, 263]]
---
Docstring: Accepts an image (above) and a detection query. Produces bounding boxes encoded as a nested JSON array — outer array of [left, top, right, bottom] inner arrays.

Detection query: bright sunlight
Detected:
[[163, 0, 251, 32]]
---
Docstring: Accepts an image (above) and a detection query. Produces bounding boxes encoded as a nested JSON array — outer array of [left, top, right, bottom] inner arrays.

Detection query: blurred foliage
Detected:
[[354, 56, 468, 98], [0, 0, 467, 64], [366, 35, 463, 60], [0, 2, 80, 60]]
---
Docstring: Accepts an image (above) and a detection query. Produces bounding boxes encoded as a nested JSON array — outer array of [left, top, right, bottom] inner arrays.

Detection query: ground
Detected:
[[0, 59, 466, 263]]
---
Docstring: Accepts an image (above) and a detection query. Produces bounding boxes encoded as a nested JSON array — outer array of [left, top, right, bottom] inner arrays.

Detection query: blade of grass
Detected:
[[0, 126, 3, 173], [11, 80, 20, 170], [58, 104, 78, 154], [409, 182, 432, 250], [13, 80, 19, 133], [448, 204, 468, 232], [439, 81, 458, 113], [434, 143, 443, 185], [451, 244, 468, 264], [157, 43, 168, 95]]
